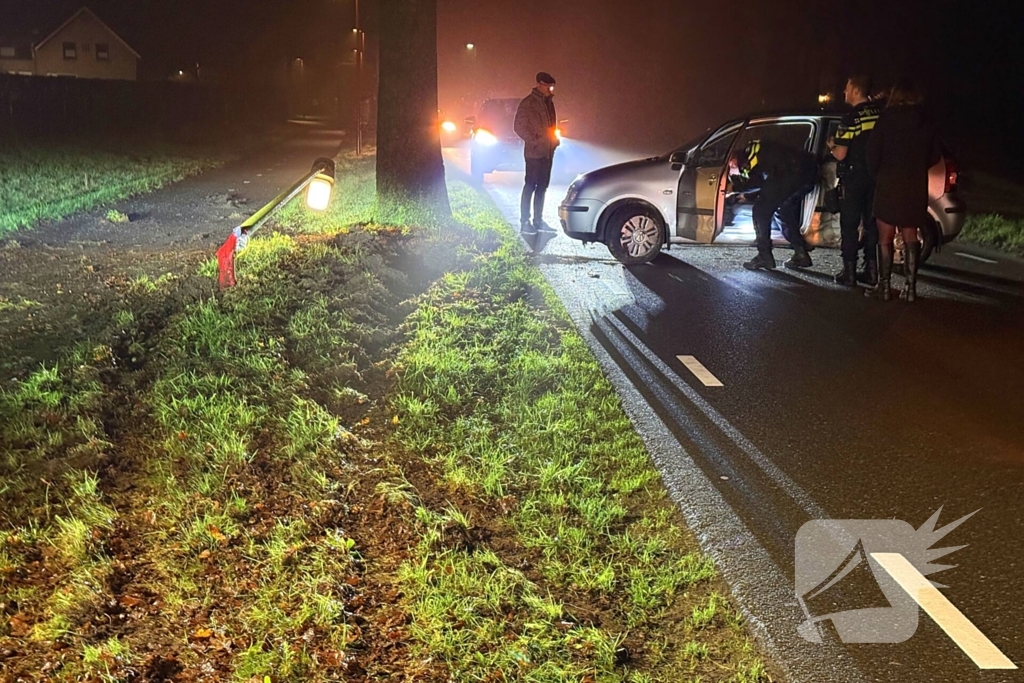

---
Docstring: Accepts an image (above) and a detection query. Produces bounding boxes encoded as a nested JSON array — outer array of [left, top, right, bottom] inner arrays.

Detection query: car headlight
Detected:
[[441, 120, 457, 133], [474, 128, 498, 146]]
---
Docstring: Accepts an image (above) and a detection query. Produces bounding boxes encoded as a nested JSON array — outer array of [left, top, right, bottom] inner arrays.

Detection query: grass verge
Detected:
[[387, 185, 769, 682], [959, 213, 1024, 256], [0, 140, 224, 236], [1, 153, 770, 682]]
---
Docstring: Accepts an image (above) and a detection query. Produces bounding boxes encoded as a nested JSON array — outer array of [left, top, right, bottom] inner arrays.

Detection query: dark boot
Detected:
[[834, 260, 857, 286], [865, 246, 892, 301], [856, 258, 878, 286], [784, 245, 812, 270], [902, 241, 920, 302], [743, 251, 777, 271]]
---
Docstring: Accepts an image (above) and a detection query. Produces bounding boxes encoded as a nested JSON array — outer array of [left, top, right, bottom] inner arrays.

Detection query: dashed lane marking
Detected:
[[872, 553, 1017, 670], [676, 355, 724, 387]]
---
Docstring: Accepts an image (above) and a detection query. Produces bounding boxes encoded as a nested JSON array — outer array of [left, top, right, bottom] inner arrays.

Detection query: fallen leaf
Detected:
[[207, 525, 228, 545], [117, 595, 143, 608], [345, 575, 360, 586], [7, 615, 31, 637], [391, 415, 400, 425], [192, 628, 213, 639], [198, 550, 212, 560]]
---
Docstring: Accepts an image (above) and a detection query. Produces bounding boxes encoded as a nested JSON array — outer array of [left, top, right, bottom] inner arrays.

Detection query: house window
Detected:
[[63, 42, 77, 59], [0, 46, 15, 59], [96, 43, 109, 61]]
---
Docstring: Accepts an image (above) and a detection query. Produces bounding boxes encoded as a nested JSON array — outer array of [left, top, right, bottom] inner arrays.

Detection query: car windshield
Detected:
[[478, 98, 519, 136]]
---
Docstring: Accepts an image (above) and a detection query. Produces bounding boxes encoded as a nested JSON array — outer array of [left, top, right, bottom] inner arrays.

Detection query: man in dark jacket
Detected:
[[728, 139, 818, 271], [514, 72, 559, 233], [828, 75, 884, 286]]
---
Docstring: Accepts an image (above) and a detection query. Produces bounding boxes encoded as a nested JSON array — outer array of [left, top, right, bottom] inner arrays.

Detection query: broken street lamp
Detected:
[[217, 157, 337, 288]]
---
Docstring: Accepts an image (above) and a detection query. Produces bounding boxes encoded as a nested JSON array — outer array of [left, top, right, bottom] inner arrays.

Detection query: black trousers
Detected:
[[839, 173, 878, 262], [753, 182, 809, 255], [521, 156, 553, 224]]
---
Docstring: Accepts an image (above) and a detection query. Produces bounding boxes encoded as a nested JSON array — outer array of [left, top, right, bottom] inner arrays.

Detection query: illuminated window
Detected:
[[63, 42, 77, 59], [0, 46, 14, 58], [96, 43, 109, 61]]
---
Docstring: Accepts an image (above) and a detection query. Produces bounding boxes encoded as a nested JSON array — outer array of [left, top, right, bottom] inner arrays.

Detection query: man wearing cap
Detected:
[[514, 72, 559, 234]]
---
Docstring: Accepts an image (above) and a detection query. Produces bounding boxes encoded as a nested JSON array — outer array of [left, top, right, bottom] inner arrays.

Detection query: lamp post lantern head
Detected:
[[306, 158, 336, 212]]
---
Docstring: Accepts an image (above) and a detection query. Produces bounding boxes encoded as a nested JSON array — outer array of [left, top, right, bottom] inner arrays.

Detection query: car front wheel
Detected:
[[605, 205, 664, 265]]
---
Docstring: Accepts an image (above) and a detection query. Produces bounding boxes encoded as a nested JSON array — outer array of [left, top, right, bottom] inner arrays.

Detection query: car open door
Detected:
[[677, 126, 739, 242]]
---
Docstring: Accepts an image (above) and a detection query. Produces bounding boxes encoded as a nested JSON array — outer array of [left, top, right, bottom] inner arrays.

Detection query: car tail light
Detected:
[[944, 158, 959, 194]]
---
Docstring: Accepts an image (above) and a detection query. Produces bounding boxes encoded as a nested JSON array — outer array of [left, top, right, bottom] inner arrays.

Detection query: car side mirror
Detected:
[[669, 151, 687, 164]]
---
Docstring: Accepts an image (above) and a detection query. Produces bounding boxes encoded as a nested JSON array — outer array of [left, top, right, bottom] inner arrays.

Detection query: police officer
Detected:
[[828, 75, 884, 286], [514, 72, 560, 234], [728, 139, 818, 271]]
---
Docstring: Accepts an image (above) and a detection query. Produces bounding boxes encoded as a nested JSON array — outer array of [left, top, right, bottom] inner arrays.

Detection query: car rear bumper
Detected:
[[931, 194, 966, 243]]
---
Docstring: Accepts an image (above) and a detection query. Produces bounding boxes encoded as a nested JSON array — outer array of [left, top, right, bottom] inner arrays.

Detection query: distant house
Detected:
[[0, 7, 139, 80]]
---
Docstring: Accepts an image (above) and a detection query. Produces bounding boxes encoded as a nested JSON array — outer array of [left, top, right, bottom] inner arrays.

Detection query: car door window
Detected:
[[733, 121, 815, 158], [697, 131, 738, 168]]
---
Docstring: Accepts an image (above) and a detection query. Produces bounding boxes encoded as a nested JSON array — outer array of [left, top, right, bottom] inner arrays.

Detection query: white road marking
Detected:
[[954, 252, 999, 265], [676, 355, 723, 387], [871, 553, 1017, 670]]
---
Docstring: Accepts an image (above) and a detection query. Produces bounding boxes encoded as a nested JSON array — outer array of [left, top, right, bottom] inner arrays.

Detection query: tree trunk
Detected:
[[376, 0, 451, 218]]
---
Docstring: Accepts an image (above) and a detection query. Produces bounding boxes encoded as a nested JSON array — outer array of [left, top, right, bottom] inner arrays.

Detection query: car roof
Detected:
[[702, 110, 843, 139], [728, 109, 844, 125]]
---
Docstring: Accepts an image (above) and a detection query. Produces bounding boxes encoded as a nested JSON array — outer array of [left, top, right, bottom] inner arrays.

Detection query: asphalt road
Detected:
[[443, 145, 1024, 683]]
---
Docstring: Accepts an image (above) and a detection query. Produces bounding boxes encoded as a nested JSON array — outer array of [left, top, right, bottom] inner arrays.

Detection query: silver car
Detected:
[[558, 112, 965, 265]]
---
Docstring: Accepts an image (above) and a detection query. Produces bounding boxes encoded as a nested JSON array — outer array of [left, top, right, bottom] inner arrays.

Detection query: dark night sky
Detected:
[[437, 0, 1024, 163], [4, 0, 1024, 166]]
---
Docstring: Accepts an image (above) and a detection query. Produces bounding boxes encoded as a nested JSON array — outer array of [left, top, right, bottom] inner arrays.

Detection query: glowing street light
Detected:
[[466, 43, 475, 50], [305, 157, 336, 211], [818, 93, 832, 105]]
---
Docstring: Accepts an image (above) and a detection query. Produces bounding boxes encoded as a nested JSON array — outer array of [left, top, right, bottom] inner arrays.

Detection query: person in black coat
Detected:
[[865, 80, 942, 302]]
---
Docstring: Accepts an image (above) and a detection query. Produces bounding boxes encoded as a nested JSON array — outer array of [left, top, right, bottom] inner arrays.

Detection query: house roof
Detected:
[[34, 7, 140, 58], [0, 5, 139, 59]]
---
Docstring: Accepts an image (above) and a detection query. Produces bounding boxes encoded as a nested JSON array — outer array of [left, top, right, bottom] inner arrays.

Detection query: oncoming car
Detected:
[[467, 97, 524, 181], [558, 111, 964, 265]]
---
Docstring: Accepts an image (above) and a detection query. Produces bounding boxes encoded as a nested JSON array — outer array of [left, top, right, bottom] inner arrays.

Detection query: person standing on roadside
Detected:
[[865, 80, 941, 302], [828, 75, 884, 286], [514, 72, 559, 234]]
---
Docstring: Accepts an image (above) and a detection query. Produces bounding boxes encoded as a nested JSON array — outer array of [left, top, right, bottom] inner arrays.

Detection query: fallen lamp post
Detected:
[[217, 157, 336, 288]]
